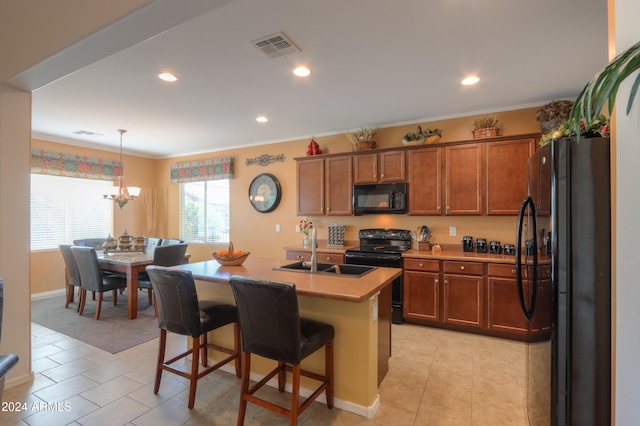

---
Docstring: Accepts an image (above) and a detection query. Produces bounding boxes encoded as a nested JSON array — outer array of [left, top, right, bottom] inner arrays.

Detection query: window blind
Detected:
[[31, 174, 114, 250]]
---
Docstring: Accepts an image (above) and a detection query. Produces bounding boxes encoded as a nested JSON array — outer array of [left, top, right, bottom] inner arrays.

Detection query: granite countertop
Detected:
[[174, 256, 401, 303]]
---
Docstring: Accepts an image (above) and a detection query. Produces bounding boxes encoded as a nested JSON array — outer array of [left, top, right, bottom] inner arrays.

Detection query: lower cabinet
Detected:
[[487, 263, 528, 334], [443, 261, 483, 328], [403, 259, 440, 323], [403, 257, 551, 340]]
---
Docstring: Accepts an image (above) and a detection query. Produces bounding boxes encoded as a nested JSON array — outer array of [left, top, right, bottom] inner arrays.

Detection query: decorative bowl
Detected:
[[212, 242, 250, 266]]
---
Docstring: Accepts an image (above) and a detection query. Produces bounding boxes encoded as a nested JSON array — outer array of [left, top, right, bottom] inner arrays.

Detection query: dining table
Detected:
[[97, 251, 189, 319], [97, 252, 153, 320]]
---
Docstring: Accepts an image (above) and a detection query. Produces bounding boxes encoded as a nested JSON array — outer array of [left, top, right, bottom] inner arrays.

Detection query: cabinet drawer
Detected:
[[285, 250, 344, 263], [538, 264, 551, 279], [443, 261, 483, 275], [487, 263, 551, 279], [403, 258, 439, 272], [317, 253, 344, 263], [286, 250, 310, 262], [487, 263, 517, 278]]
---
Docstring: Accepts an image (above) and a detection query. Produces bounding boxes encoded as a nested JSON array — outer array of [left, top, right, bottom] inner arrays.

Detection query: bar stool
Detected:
[[146, 266, 241, 409], [229, 276, 334, 426]]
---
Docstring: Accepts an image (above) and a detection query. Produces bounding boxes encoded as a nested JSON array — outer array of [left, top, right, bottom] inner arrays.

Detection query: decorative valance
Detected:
[[171, 157, 234, 184], [31, 149, 120, 181]]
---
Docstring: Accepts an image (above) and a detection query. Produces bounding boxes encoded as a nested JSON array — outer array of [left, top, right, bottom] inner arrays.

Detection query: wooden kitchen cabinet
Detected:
[[325, 156, 353, 215], [353, 150, 405, 183], [486, 263, 528, 335], [285, 250, 344, 263], [443, 261, 484, 328], [408, 147, 442, 215], [485, 138, 535, 215], [444, 144, 483, 215], [296, 158, 324, 215], [403, 258, 440, 323], [296, 155, 352, 216]]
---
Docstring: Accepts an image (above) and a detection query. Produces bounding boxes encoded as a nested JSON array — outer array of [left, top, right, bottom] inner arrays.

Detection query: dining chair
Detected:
[[71, 246, 128, 320], [72, 238, 106, 249], [159, 238, 183, 246], [138, 243, 188, 316], [59, 245, 82, 310], [146, 266, 241, 409], [229, 276, 334, 426], [144, 237, 163, 255]]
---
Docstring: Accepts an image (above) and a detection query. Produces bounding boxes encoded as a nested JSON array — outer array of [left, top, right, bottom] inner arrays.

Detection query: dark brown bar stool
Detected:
[[229, 276, 334, 426], [146, 266, 241, 409]]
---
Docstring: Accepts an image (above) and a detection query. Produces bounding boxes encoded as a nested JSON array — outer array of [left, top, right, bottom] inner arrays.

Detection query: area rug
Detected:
[[32, 293, 160, 354]]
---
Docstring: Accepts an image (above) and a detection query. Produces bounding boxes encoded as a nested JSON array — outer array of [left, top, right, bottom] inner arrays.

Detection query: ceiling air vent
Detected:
[[252, 32, 300, 58]]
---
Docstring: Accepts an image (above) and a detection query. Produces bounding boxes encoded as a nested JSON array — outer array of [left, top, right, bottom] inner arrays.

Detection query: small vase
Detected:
[[303, 236, 311, 248]]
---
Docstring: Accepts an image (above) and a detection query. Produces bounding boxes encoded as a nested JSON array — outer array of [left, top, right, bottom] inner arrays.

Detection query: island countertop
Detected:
[[173, 256, 401, 303]]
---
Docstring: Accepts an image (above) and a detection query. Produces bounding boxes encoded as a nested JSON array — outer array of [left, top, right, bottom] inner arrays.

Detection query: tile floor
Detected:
[[3, 322, 527, 425]]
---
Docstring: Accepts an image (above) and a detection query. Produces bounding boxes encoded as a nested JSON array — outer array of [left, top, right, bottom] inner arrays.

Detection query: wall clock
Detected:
[[248, 173, 282, 213]]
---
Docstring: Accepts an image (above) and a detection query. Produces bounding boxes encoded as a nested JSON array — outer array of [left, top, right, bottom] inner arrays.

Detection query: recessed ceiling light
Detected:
[[293, 66, 311, 77], [256, 116, 268, 123], [158, 72, 178, 82], [461, 76, 480, 85]]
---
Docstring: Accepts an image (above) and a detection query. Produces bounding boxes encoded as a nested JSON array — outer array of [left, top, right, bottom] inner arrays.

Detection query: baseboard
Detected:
[[217, 363, 380, 418], [31, 288, 67, 301]]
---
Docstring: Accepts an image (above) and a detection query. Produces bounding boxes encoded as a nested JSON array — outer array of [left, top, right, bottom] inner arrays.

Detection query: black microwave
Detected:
[[353, 182, 407, 215]]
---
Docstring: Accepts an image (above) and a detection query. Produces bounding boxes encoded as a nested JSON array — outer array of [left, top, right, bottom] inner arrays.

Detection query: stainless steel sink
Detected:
[[273, 261, 376, 278]]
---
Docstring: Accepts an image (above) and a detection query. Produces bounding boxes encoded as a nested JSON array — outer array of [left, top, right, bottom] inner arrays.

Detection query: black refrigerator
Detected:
[[515, 137, 611, 426]]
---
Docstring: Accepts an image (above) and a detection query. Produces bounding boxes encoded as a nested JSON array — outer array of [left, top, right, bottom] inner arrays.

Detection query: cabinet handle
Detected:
[[512, 269, 516, 274], [325, 256, 331, 261], [297, 255, 303, 259], [444, 279, 448, 285], [418, 263, 423, 268], [435, 278, 439, 284], [460, 266, 465, 270]]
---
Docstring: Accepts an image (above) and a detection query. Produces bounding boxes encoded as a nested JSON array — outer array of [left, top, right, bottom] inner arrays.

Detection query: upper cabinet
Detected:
[[485, 138, 535, 215], [354, 151, 406, 183], [296, 134, 539, 217], [325, 156, 353, 215], [445, 143, 483, 215], [408, 147, 442, 215], [296, 156, 353, 216], [296, 157, 324, 215]]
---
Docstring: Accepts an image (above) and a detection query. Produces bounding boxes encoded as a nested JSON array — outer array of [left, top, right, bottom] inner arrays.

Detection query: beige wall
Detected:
[[31, 107, 540, 295]]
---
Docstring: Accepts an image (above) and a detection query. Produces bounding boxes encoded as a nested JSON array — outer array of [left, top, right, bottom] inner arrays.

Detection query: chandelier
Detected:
[[103, 129, 141, 209]]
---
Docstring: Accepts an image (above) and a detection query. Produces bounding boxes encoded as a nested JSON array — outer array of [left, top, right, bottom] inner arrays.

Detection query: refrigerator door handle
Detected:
[[516, 196, 538, 321]]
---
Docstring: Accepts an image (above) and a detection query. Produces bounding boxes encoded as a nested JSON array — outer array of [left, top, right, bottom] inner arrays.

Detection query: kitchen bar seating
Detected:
[[229, 276, 334, 426], [146, 266, 241, 409]]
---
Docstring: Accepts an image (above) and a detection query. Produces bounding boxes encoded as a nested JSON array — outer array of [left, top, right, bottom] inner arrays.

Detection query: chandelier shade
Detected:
[[103, 129, 141, 209]]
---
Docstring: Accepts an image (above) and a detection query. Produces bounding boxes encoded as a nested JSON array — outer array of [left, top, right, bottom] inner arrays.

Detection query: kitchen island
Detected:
[[173, 257, 401, 417]]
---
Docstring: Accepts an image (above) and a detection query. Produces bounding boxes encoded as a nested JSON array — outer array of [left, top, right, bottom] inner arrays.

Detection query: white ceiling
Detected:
[[27, 0, 609, 159]]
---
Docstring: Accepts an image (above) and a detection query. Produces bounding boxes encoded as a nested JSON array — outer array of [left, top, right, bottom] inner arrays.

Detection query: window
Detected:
[[180, 180, 229, 243], [30, 174, 114, 250]]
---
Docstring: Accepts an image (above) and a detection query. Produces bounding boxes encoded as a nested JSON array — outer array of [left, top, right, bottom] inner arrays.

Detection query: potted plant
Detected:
[[471, 115, 501, 139], [347, 127, 378, 151], [401, 125, 443, 146], [539, 114, 611, 146], [569, 40, 640, 141], [536, 100, 573, 133]]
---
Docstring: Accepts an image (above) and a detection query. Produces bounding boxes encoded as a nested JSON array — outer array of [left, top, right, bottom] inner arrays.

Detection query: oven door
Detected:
[[345, 251, 403, 324]]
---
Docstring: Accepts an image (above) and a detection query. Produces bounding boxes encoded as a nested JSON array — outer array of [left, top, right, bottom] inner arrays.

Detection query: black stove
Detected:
[[345, 229, 411, 324]]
